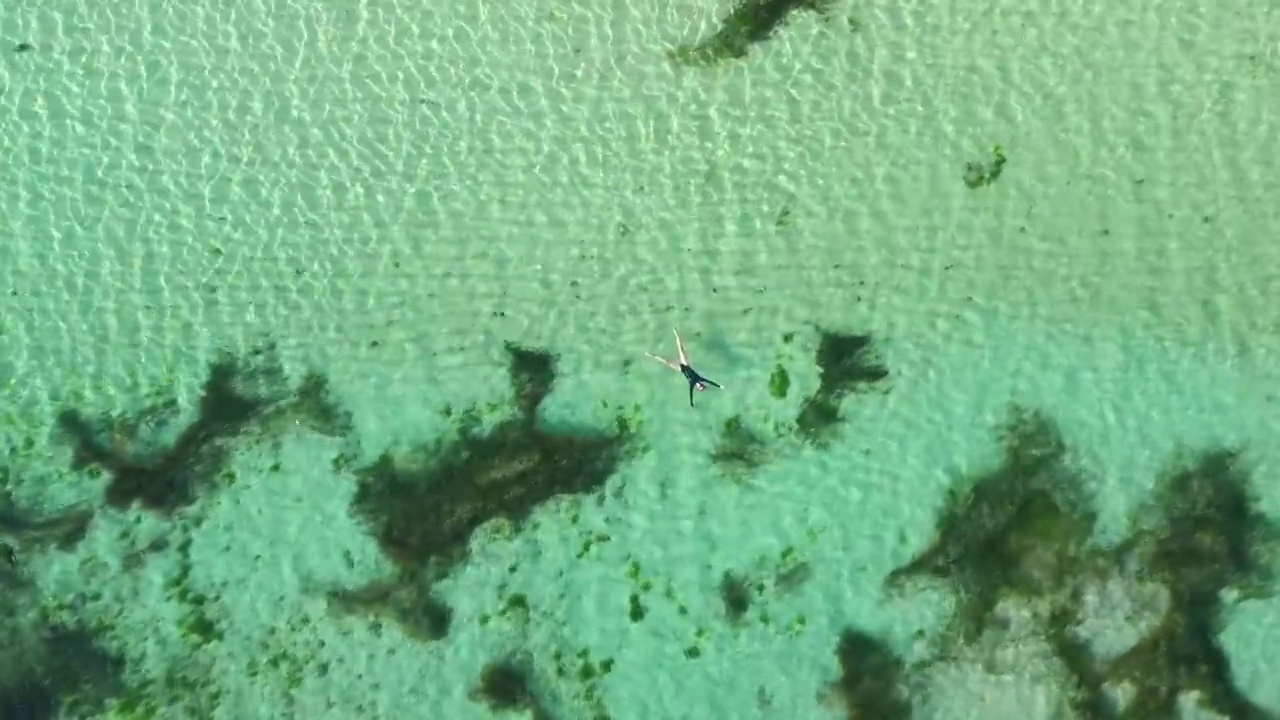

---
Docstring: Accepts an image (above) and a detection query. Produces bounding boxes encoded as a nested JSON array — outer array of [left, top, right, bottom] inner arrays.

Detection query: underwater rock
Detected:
[[795, 330, 888, 445], [887, 407, 1280, 719], [669, 0, 834, 66], [1068, 569, 1170, 665], [56, 344, 352, 514], [912, 610, 1076, 720], [1101, 449, 1280, 720]]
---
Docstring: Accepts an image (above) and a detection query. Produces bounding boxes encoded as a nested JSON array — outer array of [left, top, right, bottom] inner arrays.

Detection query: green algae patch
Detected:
[[470, 655, 554, 719], [963, 144, 1008, 189], [768, 363, 791, 399]]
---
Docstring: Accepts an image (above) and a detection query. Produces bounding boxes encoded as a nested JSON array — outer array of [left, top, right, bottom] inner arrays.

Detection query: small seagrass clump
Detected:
[[963, 145, 1007, 189]]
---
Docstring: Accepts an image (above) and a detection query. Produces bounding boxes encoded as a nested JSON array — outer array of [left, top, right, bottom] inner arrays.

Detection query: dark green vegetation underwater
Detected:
[[1, 480, 116, 719], [963, 144, 1009, 189], [332, 341, 640, 641], [1, 340, 640, 718], [3, 343, 358, 718], [824, 407, 1280, 720], [2, 339, 1278, 719], [56, 342, 353, 514], [668, 0, 837, 66], [713, 326, 889, 478]]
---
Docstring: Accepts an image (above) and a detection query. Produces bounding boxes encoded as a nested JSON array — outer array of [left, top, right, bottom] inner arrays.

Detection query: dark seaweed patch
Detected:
[[0, 614, 126, 720], [340, 342, 638, 640], [768, 363, 791, 399], [826, 629, 912, 720], [669, 0, 834, 66], [471, 656, 556, 720], [350, 342, 636, 573], [0, 627, 124, 719], [507, 342, 556, 421], [0, 475, 94, 562], [55, 344, 352, 514], [886, 407, 1096, 639], [719, 570, 753, 623], [0, 469, 117, 718], [1136, 449, 1277, 598], [795, 330, 889, 445]]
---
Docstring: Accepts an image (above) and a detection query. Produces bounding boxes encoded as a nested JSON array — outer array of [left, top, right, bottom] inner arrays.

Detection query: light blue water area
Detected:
[[2, 0, 1279, 718]]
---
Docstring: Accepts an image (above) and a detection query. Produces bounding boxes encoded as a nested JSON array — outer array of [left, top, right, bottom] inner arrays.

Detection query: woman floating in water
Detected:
[[646, 328, 722, 407]]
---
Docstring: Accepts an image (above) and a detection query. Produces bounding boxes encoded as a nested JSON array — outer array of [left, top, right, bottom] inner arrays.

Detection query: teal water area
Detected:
[[2, 0, 1279, 718]]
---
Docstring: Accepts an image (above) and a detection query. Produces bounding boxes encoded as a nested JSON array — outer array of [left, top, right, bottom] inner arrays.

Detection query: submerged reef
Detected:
[[669, 0, 834, 66], [55, 343, 353, 514], [1103, 448, 1279, 719], [886, 407, 1096, 639], [338, 342, 639, 640], [865, 406, 1280, 720], [795, 329, 889, 445]]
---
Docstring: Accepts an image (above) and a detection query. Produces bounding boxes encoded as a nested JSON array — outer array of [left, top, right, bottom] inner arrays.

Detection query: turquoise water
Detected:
[[2, 0, 1280, 717]]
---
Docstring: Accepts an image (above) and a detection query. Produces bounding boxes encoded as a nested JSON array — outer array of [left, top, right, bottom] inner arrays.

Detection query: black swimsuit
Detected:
[[680, 364, 721, 407]]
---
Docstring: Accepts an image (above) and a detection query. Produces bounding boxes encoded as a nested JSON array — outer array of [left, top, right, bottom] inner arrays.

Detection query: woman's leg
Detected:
[[646, 352, 681, 372]]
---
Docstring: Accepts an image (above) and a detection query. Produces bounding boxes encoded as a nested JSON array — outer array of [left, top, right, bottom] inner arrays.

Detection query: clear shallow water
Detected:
[[2, 0, 1279, 718]]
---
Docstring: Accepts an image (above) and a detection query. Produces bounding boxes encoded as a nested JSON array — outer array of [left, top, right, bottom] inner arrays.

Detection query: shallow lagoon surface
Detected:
[[2, 0, 1279, 717]]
